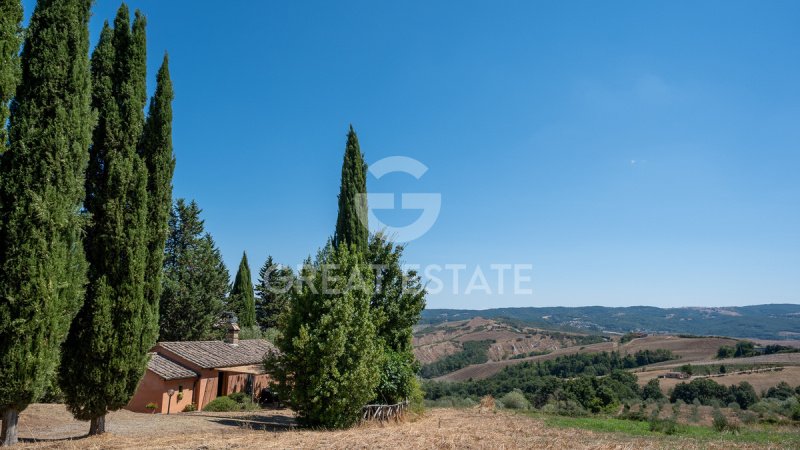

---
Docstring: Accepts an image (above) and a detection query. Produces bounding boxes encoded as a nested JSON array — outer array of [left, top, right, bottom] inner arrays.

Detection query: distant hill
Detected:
[[420, 304, 800, 340]]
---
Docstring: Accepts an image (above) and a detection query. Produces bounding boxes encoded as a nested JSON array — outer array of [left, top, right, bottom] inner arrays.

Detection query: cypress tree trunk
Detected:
[[333, 125, 369, 251], [0, 0, 93, 430], [1, 408, 19, 446], [88, 415, 105, 436]]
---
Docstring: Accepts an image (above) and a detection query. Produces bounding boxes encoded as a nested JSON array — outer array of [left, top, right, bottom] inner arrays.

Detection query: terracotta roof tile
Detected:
[[157, 339, 278, 369], [148, 353, 198, 380]]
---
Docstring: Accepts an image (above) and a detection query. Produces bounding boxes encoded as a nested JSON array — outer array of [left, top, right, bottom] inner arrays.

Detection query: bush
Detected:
[[229, 391, 248, 403], [649, 417, 678, 435], [145, 402, 158, 413], [204, 396, 240, 412], [738, 410, 758, 424], [424, 396, 477, 408], [712, 408, 739, 433], [183, 403, 197, 412], [500, 389, 530, 410]]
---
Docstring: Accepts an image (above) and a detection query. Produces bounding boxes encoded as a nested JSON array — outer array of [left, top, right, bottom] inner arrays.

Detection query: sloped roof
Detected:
[[148, 353, 198, 380], [157, 339, 278, 369]]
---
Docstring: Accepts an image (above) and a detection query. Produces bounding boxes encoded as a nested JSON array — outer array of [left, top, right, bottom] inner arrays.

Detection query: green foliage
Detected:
[[642, 379, 664, 401], [140, 54, 175, 351], [367, 233, 426, 354], [424, 396, 478, 409], [620, 332, 644, 344], [0, 0, 22, 149], [671, 379, 758, 410], [333, 125, 368, 251], [375, 349, 418, 404], [648, 416, 678, 435], [500, 389, 531, 410], [0, 0, 93, 415], [182, 403, 197, 412], [423, 352, 648, 413], [229, 252, 256, 328], [764, 382, 795, 400], [203, 396, 239, 412], [717, 346, 735, 358], [60, 6, 153, 423], [734, 341, 757, 358], [711, 407, 738, 433], [238, 325, 265, 340], [255, 256, 294, 329], [160, 199, 229, 341], [270, 244, 380, 428], [367, 233, 426, 405], [420, 340, 494, 378]]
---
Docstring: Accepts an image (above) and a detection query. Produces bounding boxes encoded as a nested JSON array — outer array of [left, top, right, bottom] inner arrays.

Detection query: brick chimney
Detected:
[[225, 321, 240, 346]]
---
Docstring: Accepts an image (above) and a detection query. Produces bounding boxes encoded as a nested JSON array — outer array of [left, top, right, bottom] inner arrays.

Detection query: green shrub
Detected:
[[500, 389, 530, 410], [145, 402, 158, 413], [204, 396, 240, 412], [424, 396, 478, 408], [649, 417, 678, 435], [229, 391, 248, 403], [738, 410, 758, 424], [183, 403, 197, 412]]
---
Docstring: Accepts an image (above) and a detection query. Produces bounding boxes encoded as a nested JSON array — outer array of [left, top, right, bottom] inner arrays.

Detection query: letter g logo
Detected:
[[356, 156, 441, 242]]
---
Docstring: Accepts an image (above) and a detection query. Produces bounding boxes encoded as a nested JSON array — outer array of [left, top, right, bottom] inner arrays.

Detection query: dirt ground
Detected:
[[9, 404, 782, 450]]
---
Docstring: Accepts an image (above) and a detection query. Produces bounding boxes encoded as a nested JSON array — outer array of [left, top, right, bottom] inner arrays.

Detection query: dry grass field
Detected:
[[11, 404, 794, 450]]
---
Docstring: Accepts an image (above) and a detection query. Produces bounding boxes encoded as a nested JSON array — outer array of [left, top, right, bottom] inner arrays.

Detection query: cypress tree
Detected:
[[160, 199, 229, 341], [333, 125, 368, 251], [229, 252, 256, 328], [0, 0, 93, 445], [255, 255, 294, 329], [0, 0, 22, 150], [140, 54, 175, 359], [270, 244, 380, 428], [59, 6, 150, 435]]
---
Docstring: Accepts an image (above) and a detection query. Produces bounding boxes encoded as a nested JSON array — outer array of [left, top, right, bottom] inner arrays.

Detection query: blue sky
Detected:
[[22, 0, 800, 308]]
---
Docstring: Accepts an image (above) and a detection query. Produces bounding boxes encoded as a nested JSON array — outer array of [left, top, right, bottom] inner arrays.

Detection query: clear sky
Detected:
[[21, 0, 800, 309]]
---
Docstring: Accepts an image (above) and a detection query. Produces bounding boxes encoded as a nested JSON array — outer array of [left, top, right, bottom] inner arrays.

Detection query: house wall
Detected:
[[222, 373, 272, 397], [126, 371, 195, 414]]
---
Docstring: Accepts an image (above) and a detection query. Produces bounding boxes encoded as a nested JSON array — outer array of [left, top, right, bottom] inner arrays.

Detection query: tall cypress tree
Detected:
[[140, 54, 175, 361], [59, 6, 150, 435], [160, 199, 230, 341], [229, 252, 256, 328], [0, 0, 93, 445], [0, 0, 22, 150], [333, 125, 368, 251]]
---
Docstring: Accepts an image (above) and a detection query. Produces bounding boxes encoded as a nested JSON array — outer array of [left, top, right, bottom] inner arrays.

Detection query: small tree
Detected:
[[642, 379, 665, 401], [269, 244, 380, 428], [255, 256, 294, 329], [229, 252, 256, 328]]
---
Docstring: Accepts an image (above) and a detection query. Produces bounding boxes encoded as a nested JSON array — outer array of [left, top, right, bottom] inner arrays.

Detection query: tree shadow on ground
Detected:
[[205, 413, 297, 432], [18, 434, 91, 443]]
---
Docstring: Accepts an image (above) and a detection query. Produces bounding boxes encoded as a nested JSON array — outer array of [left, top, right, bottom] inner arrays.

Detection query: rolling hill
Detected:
[[420, 304, 800, 340]]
